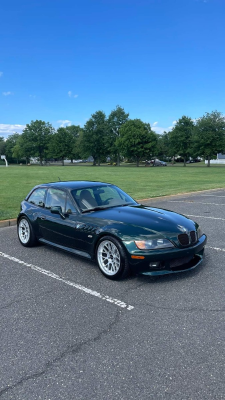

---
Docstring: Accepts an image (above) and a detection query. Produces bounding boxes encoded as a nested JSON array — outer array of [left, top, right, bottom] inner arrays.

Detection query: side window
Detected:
[[28, 188, 47, 207], [45, 189, 66, 213], [66, 195, 77, 214]]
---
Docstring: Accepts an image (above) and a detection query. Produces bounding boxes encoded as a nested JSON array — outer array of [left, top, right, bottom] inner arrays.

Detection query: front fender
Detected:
[[91, 222, 158, 259]]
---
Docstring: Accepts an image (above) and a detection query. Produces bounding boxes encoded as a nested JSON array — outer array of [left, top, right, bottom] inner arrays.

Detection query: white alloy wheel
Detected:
[[97, 240, 121, 276], [18, 218, 31, 244]]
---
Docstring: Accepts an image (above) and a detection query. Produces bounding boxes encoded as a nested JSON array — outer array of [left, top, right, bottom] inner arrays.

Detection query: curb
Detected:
[[0, 219, 17, 229]]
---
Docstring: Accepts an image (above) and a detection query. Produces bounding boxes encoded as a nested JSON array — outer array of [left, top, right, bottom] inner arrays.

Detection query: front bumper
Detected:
[[124, 234, 207, 276]]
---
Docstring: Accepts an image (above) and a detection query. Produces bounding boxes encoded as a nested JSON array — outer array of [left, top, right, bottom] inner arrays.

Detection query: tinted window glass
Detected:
[[45, 189, 66, 213], [66, 195, 77, 214], [28, 188, 47, 207], [98, 186, 123, 203], [75, 188, 95, 198], [71, 185, 137, 210], [72, 188, 97, 210]]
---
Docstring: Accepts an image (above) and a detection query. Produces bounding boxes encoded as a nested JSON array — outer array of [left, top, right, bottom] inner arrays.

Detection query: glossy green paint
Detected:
[[18, 181, 207, 276]]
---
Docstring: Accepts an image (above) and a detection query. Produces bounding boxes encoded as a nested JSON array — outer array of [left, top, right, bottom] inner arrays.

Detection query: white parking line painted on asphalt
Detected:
[[0, 252, 134, 311], [186, 215, 225, 221], [207, 246, 225, 252], [170, 201, 224, 206]]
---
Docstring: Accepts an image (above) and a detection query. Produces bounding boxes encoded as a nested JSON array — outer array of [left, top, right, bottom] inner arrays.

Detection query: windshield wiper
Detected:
[[118, 203, 134, 207], [82, 206, 107, 213]]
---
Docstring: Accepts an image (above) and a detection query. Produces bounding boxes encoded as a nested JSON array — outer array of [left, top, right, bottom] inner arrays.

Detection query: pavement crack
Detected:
[[0, 309, 121, 397], [0, 289, 57, 312]]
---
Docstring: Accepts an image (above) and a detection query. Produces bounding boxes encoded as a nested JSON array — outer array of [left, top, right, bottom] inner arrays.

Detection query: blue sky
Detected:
[[0, 0, 225, 138]]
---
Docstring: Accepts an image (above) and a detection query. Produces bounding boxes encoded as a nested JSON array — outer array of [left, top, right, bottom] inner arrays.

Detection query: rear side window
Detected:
[[28, 188, 47, 207]]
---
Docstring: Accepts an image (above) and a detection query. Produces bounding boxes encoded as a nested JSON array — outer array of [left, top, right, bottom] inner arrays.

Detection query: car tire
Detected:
[[96, 236, 130, 280], [17, 216, 37, 247]]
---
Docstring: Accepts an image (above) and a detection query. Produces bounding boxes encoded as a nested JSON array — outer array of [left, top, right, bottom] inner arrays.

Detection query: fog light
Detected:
[[149, 262, 161, 268]]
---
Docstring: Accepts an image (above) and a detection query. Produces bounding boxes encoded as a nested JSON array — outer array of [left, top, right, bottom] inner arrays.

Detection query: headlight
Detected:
[[134, 238, 174, 250], [197, 226, 203, 239]]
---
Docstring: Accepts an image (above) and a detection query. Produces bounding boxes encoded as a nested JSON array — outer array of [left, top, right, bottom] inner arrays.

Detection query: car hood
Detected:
[[90, 204, 197, 237]]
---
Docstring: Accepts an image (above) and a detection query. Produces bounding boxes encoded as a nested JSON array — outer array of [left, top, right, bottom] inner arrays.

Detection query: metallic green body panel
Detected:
[[18, 181, 207, 276]]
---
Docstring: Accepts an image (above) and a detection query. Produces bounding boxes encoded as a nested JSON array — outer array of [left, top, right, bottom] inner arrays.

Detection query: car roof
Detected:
[[37, 181, 113, 190]]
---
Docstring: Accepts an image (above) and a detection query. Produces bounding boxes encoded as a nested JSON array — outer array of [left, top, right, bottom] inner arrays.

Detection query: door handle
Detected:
[[40, 216, 46, 220]]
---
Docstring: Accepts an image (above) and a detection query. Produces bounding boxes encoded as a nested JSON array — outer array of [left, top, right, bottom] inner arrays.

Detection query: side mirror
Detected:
[[51, 206, 66, 219]]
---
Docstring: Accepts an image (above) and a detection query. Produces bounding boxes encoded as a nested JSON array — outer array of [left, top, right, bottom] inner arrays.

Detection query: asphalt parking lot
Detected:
[[0, 189, 225, 400]]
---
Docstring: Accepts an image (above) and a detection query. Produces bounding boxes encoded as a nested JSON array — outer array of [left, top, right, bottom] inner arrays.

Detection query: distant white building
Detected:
[[217, 153, 225, 159], [205, 153, 225, 164]]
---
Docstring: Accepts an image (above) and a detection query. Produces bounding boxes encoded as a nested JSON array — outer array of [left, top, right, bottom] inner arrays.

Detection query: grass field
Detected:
[[0, 163, 225, 220]]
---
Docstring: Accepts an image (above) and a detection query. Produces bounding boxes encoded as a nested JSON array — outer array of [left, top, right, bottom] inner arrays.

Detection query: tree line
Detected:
[[0, 107, 225, 167]]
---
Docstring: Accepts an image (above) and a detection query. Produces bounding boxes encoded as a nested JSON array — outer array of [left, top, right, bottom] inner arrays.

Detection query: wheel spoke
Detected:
[[97, 240, 121, 276], [18, 219, 30, 244]]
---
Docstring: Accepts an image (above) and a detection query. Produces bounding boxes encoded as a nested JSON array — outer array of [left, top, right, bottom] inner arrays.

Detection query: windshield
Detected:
[[71, 185, 137, 212]]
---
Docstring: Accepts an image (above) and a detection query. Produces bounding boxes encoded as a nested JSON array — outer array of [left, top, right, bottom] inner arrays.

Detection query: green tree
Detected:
[[65, 125, 83, 162], [117, 119, 158, 167], [156, 132, 171, 160], [5, 133, 21, 162], [194, 111, 225, 167], [168, 116, 194, 166], [82, 111, 109, 165], [16, 133, 34, 164], [107, 105, 129, 165], [12, 143, 23, 162], [0, 137, 6, 156], [22, 120, 54, 164], [49, 127, 76, 165]]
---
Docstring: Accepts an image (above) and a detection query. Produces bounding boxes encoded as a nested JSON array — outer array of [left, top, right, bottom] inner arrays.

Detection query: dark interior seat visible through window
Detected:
[[79, 189, 98, 209]]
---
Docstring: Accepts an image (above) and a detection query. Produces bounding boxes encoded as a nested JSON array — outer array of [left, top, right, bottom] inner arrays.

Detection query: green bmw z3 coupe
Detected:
[[17, 181, 207, 280]]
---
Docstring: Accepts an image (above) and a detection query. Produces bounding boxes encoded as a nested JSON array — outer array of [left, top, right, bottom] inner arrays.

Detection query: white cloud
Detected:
[[150, 120, 177, 134], [2, 91, 13, 96], [68, 91, 78, 98], [57, 120, 72, 127], [0, 124, 25, 139], [0, 72, 3, 77], [150, 120, 174, 134], [153, 126, 173, 135]]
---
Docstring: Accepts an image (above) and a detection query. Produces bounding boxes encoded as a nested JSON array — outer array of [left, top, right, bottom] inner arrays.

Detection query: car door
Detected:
[[38, 188, 76, 247], [37, 187, 99, 258], [69, 188, 101, 252], [69, 213, 99, 253]]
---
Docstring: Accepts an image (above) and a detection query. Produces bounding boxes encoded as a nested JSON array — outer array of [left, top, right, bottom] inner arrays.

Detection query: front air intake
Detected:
[[178, 233, 189, 246], [190, 231, 197, 243]]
